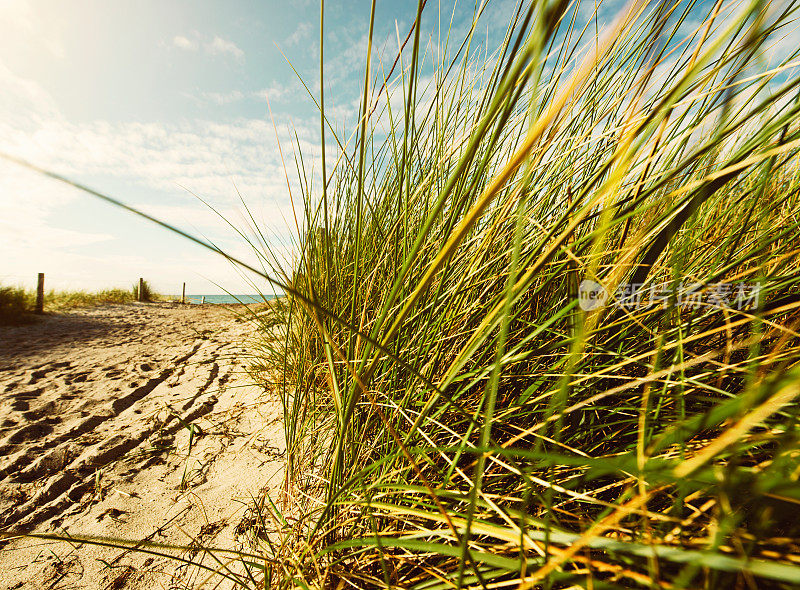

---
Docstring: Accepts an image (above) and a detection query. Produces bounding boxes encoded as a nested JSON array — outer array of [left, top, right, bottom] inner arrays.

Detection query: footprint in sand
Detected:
[[9, 389, 42, 412], [22, 400, 58, 421], [25, 362, 71, 385], [66, 371, 92, 384], [7, 420, 54, 444]]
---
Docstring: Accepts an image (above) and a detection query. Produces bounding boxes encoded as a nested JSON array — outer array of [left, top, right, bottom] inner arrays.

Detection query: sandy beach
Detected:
[[0, 303, 284, 589]]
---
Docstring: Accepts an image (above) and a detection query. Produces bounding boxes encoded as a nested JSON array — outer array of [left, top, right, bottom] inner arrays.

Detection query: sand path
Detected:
[[0, 302, 284, 589]]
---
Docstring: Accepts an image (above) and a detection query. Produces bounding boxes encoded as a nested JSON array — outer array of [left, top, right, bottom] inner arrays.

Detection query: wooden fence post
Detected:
[[35, 273, 45, 314], [138, 277, 145, 302], [181, 282, 186, 304]]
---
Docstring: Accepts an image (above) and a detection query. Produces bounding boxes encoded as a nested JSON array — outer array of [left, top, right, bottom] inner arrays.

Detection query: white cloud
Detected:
[[287, 22, 313, 46], [172, 35, 198, 51], [193, 81, 308, 107], [201, 90, 245, 105], [256, 80, 304, 103], [206, 36, 244, 60], [171, 33, 244, 61], [0, 60, 314, 205]]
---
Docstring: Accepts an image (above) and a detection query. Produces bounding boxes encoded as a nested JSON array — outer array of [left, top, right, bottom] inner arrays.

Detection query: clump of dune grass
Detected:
[[262, 0, 800, 587], [0, 285, 35, 324], [131, 279, 158, 302]]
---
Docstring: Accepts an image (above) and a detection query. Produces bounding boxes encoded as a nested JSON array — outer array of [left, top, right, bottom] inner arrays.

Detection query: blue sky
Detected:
[[1, 0, 795, 295], [1, 0, 485, 295]]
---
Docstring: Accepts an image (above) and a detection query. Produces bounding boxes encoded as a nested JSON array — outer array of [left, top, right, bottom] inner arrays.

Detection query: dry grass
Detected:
[[0, 283, 160, 323]]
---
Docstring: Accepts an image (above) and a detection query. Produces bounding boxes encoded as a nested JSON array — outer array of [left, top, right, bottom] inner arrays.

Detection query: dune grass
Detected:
[[132, 279, 157, 303], [0, 286, 32, 324], [0, 281, 159, 323], [261, 0, 800, 587], [45, 287, 142, 310]]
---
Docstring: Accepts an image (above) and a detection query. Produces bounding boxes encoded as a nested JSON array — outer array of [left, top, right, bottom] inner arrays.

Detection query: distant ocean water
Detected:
[[183, 294, 276, 305]]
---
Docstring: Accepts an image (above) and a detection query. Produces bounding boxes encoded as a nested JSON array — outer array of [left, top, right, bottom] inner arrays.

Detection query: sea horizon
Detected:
[[178, 294, 277, 304]]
